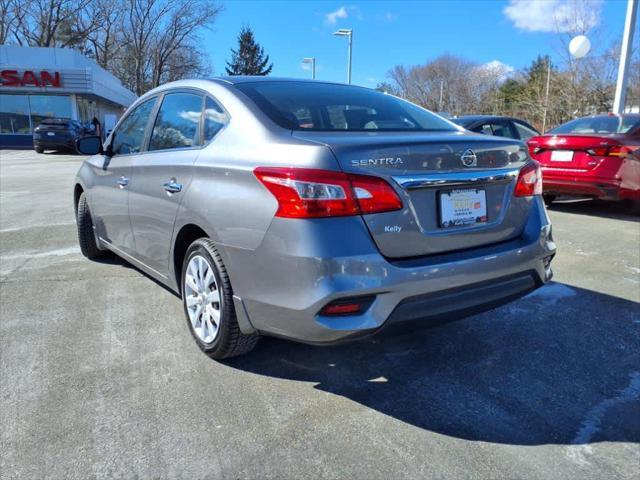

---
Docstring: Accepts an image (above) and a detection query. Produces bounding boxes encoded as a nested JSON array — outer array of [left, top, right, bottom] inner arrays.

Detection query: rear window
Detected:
[[40, 118, 71, 125], [549, 116, 640, 134], [236, 81, 457, 132]]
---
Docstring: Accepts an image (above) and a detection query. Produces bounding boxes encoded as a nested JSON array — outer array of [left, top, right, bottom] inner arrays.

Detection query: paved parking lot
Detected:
[[1, 149, 639, 479]]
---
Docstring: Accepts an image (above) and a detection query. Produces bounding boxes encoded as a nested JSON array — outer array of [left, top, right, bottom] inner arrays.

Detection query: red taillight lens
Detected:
[[514, 162, 543, 197], [254, 167, 403, 218], [587, 144, 639, 158]]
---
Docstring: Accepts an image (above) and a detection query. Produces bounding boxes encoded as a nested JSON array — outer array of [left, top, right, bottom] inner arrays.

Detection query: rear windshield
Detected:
[[451, 118, 474, 127], [235, 81, 458, 132], [40, 118, 71, 125], [549, 115, 640, 134]]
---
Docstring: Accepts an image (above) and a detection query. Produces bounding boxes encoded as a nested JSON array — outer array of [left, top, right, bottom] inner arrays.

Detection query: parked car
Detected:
[[33, 118, 88, 153], [74, 78, 556, 359], [452, 115, 540, 141], [527, 113, 640, 207]]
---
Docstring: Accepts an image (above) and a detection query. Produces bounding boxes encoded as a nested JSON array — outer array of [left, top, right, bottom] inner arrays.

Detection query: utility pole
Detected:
[[613, 0, 638, 113], [542, 58, 551, 133]]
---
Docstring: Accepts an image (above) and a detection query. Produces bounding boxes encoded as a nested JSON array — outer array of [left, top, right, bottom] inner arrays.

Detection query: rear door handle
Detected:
[[117, 176, 129, 188], [163, 179, 182, 193]]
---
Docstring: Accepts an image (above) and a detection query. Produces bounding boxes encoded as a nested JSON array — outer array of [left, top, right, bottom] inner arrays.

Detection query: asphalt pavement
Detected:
[[1, 149, 639, 479]]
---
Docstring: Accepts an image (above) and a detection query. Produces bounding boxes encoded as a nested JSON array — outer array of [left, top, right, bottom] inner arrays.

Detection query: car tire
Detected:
[[181, 238, 258, 359], [76, 192, 103, 260], [35, 147, 44, 154], [543, 194, 556, 207]]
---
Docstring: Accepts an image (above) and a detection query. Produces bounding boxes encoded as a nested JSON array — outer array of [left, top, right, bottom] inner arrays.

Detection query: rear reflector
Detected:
[[319, 296, 376, 316], [514, 162, 543, 197], [254, 167, 402, 218]]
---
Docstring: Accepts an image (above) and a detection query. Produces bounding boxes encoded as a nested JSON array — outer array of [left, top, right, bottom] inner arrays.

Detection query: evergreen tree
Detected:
[[225, 27, 273, 76]]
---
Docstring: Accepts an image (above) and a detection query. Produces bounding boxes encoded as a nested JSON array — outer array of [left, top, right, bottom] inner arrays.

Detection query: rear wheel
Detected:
[[543, 194, 556, 207], [35, 147, 44, 154], [181, 238, 258, 359], [76, 192, 103, 259]]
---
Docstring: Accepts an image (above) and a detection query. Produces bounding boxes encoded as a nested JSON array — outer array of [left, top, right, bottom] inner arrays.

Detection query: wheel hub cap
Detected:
[[184, 255, 221, 343]]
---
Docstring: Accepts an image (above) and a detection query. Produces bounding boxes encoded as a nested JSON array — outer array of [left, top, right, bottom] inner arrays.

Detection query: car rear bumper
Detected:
[[34, 139, 76, 150], [541, 160, 640, 201], [226, 196, 556, 344]]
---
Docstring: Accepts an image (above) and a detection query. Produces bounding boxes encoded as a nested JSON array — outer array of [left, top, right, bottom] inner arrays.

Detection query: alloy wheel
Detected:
[[184, 255, 221, 343]]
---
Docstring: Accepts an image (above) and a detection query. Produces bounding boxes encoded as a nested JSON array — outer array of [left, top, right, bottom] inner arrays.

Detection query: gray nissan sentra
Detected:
[[74, 77, 556, 359]]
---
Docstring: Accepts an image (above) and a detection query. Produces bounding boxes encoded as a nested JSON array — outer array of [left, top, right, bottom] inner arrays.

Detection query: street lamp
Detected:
[[333, 28, 353, 84], [302, 57, 316, 80]]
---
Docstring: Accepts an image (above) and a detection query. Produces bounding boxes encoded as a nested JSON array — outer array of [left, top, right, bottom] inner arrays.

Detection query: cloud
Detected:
[[474, 60, 515, 83], [483, 60, 515, 76], [378, 12, 398, 23], [325, 6, 348, 25], [503, 0, 602, 33]]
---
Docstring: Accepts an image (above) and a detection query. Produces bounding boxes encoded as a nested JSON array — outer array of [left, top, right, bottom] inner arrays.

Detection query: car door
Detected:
[[89, 97, 158, 257], [127, 91, 206, 276]]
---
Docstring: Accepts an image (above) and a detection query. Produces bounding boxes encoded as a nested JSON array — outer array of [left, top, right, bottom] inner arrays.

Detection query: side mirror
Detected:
[[76, 136, 104, 155]]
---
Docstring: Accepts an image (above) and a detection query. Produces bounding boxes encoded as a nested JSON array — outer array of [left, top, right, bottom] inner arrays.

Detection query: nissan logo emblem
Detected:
[[460, 149, 477, 167]]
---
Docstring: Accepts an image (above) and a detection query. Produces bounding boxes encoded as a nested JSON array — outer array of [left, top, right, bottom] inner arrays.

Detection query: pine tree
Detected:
[[225, 27, 273, 76]]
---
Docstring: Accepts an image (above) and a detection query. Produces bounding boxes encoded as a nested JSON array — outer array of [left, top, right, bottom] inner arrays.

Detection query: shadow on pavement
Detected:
[[225, 282, 640, 446], [548, 197, 639, 221]]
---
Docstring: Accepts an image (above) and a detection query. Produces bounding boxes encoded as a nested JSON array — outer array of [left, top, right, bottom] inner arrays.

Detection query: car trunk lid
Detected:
[[527, 134, 623, 171], [293, 130, 531, 258]]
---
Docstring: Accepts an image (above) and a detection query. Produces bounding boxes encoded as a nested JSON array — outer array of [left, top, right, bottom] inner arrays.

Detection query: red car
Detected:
[[527, 114, 640, 207]]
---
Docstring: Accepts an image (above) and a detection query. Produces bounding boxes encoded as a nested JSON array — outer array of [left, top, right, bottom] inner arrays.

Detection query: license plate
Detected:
[[550, 150, 573, 162], [47, 132, 55, 136], [440, 188, 487, 228]]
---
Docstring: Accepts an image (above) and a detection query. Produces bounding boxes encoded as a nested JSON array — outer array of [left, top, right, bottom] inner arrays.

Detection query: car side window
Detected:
[[476, 124, 493, 135], [514, 121, 539, 140], [203, 96, 228, 142], [490, 122, 517, 139], [149, 92, 203, 151], [111, 98, 157, 155]]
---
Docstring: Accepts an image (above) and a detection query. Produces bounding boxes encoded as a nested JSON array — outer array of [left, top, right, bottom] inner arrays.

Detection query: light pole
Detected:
[[302, 57, 316, 80], [333, 28, 352, 84], [613, 0, 638, 113]]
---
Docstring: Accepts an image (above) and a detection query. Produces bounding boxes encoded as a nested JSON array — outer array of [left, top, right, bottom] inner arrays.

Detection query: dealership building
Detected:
[[0, 45, 136, 148]]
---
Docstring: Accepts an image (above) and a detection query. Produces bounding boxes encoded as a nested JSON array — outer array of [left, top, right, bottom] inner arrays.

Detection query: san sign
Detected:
[[0, 70, 62, 88]]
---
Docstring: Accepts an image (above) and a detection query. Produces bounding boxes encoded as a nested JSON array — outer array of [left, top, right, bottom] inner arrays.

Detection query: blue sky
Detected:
[[203, 0, 633, 87]]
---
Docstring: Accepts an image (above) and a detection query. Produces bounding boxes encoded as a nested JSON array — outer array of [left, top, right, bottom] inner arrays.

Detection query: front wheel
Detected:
[[181, 238, 258, 359], [76, 192, 103, 259], [35, 147, 44, 154]]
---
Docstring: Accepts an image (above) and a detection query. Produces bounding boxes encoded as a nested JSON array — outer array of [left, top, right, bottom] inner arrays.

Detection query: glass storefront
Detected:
[[0, 94, 72, 134]]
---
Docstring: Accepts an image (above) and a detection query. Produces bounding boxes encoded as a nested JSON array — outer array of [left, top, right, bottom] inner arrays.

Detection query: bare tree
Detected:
[[118, 0, 222, 95], [7, 0, 93, 47]]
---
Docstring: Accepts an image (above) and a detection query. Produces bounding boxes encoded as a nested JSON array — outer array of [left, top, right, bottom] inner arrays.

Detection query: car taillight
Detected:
[[514, 162, 542, 197], [254, 167, 403, 218], [587, 144, 639, 158]]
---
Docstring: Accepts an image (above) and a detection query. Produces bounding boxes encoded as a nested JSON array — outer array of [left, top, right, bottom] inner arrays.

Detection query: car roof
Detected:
[[454, 115, 521, 122], [39, 117, 73, 123], [211, 76, 356, 87], [576, 113, 640, 120]]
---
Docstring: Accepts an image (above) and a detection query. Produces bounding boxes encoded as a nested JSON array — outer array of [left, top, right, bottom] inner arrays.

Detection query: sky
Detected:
[[203, 0, 634, 87]]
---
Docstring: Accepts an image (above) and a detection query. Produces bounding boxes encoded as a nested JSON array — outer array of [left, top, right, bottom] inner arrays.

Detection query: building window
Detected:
[[29, 95, 72, 128], [0, 95, 31, 134], [0, 94, 72, 134]]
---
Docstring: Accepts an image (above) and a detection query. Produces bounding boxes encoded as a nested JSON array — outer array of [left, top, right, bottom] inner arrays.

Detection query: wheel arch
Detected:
[[73, 183, 84, 214], [172, 224, 209, 292]]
